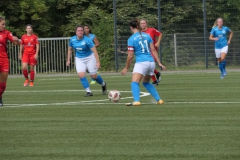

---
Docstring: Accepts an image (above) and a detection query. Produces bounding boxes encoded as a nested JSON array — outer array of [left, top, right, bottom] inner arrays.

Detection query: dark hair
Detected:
[[75, 25, 84, 31], [130, 17, 143, 38], [84, 25, 92, 34], [25, 24, 33, 29], [0, 16, 5, 22]]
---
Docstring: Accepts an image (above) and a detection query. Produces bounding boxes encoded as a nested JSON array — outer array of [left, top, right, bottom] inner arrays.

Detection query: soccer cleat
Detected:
[[156, 72, 161, 83], [152, 81, 159, 86], [90, 80, 96, 84], [29, 82, 34, 87], [156, 99, 164, 105], [126, 101, 141, 106], [220, 74, 224, 79], [0, 97, 3, 106], [84, 92, 93, 97], [23, 79, 29, 87], [102, 83, 107, 95]]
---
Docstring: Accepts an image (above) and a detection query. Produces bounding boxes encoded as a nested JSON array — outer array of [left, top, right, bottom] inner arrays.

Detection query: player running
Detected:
[[0, 16, 19, 106], [140, 19, 162, 85], [84, 25, 100, 85], [19, 24, 39, 86], [121, 18, 166, 106], [209, 18, 233, 79], [67, 25, 107, 97]]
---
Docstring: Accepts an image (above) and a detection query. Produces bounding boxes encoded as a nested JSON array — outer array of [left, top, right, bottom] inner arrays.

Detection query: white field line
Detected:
[[3, 90, 150, 108]]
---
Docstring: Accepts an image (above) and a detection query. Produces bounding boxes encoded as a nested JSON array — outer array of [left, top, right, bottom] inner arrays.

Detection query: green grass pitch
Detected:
[[0, 70, 240, 160]]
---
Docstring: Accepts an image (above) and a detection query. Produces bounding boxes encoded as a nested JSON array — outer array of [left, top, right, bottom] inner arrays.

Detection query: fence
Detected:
[[7, 31, 240, 75]]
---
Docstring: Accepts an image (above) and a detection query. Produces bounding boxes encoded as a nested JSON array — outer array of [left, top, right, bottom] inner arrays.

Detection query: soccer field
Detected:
[[0, 70, 240, 160]]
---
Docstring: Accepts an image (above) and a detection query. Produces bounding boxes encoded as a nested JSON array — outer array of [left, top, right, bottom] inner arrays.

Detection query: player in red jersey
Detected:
[[140, 19, 162, 85], [19, 24, 39, 87], [0, 16, 19, 106]]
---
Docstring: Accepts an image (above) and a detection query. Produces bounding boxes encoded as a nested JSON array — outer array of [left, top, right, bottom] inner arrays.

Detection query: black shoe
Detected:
[[84, 92, 93, 97], [102, 83, 107, 95], [152, 81, 159, 86], [156, 72, 161, 83], [0, 97, 3, 106]]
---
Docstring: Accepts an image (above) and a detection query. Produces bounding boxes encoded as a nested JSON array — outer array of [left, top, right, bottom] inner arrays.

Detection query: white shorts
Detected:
[[215, 46, 228, 58], [133, 61, 155, 76], [75, 53, 98, 75]]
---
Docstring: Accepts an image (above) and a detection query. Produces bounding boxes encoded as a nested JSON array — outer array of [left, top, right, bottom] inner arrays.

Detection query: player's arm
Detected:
[[228, 30, 233, 44], [155, 32, 162, 48], [34, 44, 40, 60], [93, 37, 100, 48], [121, 50, 134, 75], [66, 46, 73, 66], [209, 34, 218, 41], [12, 36, 19, 45], [19, 44, 23, 60], [150, 43, 166, 70], [91, 46, 101, 69]]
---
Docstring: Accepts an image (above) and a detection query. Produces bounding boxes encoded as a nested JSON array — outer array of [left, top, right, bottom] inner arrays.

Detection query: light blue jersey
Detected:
[[128, 32, 154, 62], [69, 35, 95, 58], [210, 26, 231, 49], [86, 33, 95, 41]]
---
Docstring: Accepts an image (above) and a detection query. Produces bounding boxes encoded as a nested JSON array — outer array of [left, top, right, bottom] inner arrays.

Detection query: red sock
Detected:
[[30, 70, 35, 82], [23, 69, 28, 79], [154, 69, 159, 75], [151, 75, 157, 82], [0, 82, 6, 98]]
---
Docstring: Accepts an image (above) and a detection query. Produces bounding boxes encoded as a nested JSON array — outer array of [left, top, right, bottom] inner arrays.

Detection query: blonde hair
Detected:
[[212, 18, 223, 28]]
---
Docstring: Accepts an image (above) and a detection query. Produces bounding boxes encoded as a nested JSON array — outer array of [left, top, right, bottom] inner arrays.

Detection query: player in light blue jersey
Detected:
[[84, 25, 101, 85], [67, 25, 107, 97], [209, 18, 233, 79], [121, 18, 166, 106]]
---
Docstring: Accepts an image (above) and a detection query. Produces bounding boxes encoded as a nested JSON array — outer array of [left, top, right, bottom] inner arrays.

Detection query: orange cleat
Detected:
[[23, 79, 29, 87], [29, 82, 34, 87]]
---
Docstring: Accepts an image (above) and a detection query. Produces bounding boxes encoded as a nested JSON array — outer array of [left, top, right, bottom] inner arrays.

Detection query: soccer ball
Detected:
[[108, 90, 121, 102]]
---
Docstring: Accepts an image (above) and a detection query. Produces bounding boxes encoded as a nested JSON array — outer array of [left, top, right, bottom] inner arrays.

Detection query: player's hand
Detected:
[[96, 63, 100, 69], [159, 63, 166, 70], [13, 36, 18, 41], [155, 43, 160, 48], [214, 38, 219, 41], [66, 61, 70, 66], [34, 54, 38, 60], [18, 54, 22, 60], [121, 68, 128, 75], [228, 40, 231, 44]]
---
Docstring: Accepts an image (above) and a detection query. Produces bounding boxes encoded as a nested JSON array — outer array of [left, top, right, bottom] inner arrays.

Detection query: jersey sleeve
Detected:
[[147, 34, 153, 44], [7, 31, 15, 42], [68, 38, 73, 47], [153, 28, 161, 36], [226, 27, 231, 33], [35, 35, 39, 44], [127, 38, 134, 52], [20, 36, 24, 44], [210, 28, 215, 35]]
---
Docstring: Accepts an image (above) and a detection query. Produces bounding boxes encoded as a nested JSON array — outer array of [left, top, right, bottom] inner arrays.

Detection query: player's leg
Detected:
[[88, 54, 107, 95], [22, 54, 29, 86], [76, 57, 92, 96], [150, 53, 160, 85], [29, 55, 37, 87], [215, 49, 224, 79], [0, 59, 9, 106], [154, 69, 161, 83], [142, 62, 164, 104], [126, 62, 146, 106], [220, 46, 228, 76]]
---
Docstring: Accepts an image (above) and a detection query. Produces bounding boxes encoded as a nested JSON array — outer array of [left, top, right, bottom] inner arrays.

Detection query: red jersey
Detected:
[[20, 34, 39, 55], [0, 30, 15, 58], [142, 27, 161, 45]]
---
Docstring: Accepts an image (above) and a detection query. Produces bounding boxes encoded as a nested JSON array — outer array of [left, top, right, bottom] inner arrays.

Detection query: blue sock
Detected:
[[95, 75, 104, 85], [131, 82, 140, 102], [80, 77, 90, 89], [143, 82, 160, 101], [222, 60, 226, 70], [218, 62, 224, 74]]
